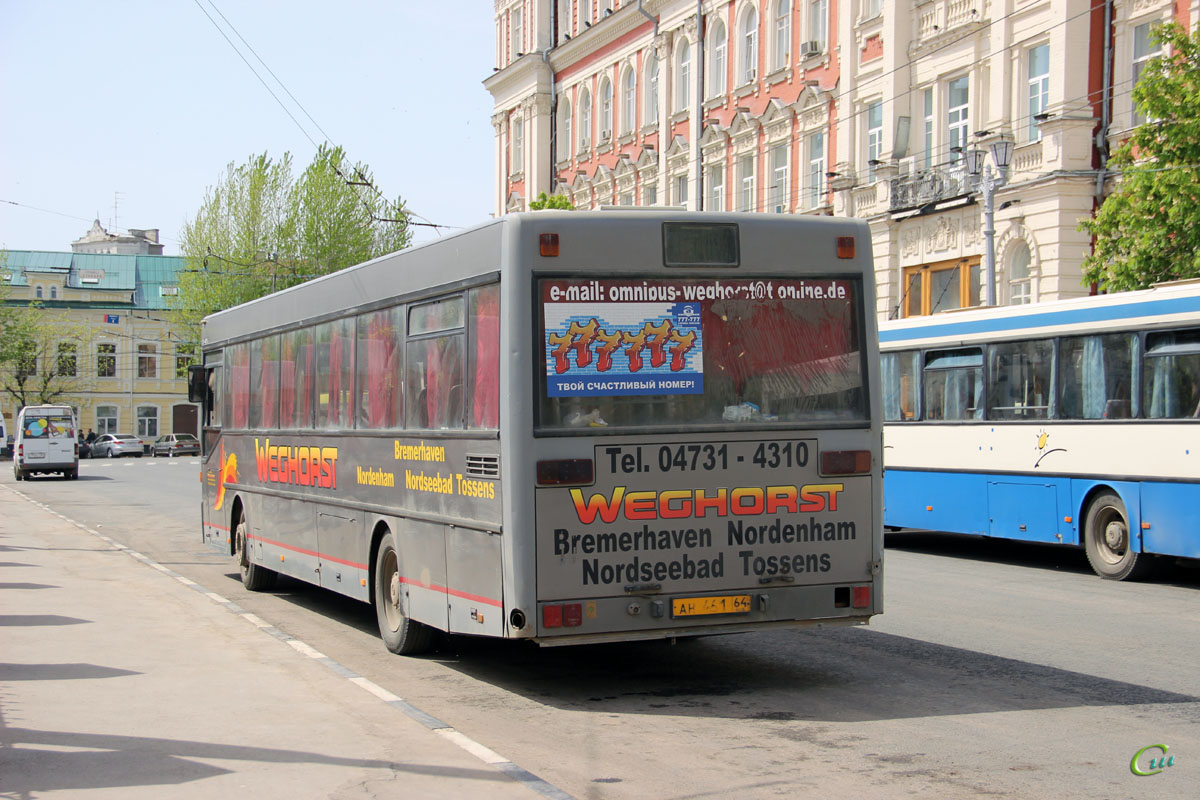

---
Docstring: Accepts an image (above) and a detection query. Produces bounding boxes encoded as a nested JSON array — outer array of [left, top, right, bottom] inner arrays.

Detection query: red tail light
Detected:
[[537, 458, 594, 486], [851, 586, 871, 609], [820, 449, 871, 476], [543, 605, 562, 628]]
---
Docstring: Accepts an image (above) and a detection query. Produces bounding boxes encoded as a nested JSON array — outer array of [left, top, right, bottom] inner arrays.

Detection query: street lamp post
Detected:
[[967, 139, 1015, 306]]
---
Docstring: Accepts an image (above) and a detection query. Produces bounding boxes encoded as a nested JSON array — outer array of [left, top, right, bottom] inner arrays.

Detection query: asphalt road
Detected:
[[5, 457, 1198, 799]]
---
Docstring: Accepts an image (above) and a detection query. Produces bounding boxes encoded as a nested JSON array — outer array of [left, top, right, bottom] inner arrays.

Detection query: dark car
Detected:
[[77, 435, 92, 459], [151, 433, 200, 458], [91, 433, 144, 458]]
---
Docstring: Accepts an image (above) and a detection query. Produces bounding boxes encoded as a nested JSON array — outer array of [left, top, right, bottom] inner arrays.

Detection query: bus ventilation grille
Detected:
[[466, 454, 500, 478]]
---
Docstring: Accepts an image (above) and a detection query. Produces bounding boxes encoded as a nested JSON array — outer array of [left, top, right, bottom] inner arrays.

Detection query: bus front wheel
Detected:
[[236, 513, 277, 591], [1083, 491, 1154, 581], [374, 534, 433, 655]]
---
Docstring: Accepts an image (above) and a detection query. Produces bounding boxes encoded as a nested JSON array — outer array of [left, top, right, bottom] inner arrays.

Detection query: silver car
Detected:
[[91, 433, 144, 458], [151, 433, 200, 457]]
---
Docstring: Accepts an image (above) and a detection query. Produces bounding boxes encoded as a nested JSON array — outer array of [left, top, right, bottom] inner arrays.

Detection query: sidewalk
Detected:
[[0, 488, 546, 799]]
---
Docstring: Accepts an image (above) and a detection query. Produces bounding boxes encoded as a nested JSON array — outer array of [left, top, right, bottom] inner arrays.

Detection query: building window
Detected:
[[96, 405, 118, 435], [16, 352, 36, 378], [1028, 44, 1049, 142], [1131, 22, 1161, 126], [866, 101, 883, 177], [97, 343, 116, 378], [769, 143, 788, 213], [708, 19, 727, 97], [559, 98, 573, 158], [676, 40, 691, 112], [511, 6, 523, 59], [807, 132, 825, 208], [1009, 243, 1032, 305], [809, 0, 828, 50], [138, 343, 157, 379], [56, 343, 77, 377], [644, 183, 657, 206], [645, 54, 659, 124], [707, 164, 725, 210], [559, 0, 571, 40], [175, 343, 197, 378], [739, 7, 758, 85], [773, 0, 791, 71], [947, 75, 969, 162], [922, 87, 934, 169], [137, 405, 159, 439], [35, 285, 43, 299], [50, 286, 58, 299], [621, 68, 636, 134], [599, 78, 613, 139], [865, 0, 882, 19], [511, 115, 524, 174], [902, 259, 981, 317], [674, 174, 689, 207], [738, 154, 755, 211], [579, 87, 592, 149]]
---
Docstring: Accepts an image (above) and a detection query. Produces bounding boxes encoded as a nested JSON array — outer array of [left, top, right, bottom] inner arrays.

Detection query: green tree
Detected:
[[0, 300, 91, 410], [529, 192, 574, 210], [172, 145, 411, 344], [1081, 23, 1200, 290]]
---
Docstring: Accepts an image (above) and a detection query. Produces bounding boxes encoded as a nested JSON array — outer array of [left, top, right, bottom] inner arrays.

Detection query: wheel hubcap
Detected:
[[1103, 519, 1126, 553]]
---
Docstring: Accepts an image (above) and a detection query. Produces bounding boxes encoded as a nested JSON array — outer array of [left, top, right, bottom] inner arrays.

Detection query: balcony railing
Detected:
[[889, 164, 973, 212]]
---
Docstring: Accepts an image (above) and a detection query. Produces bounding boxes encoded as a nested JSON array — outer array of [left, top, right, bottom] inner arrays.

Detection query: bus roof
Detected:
[[879, 281, 1200, 349], [201, 211, 871, 347]]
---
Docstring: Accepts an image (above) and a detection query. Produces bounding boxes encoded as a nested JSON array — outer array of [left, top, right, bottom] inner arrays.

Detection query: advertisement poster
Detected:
[[543, 280, 705, 398]]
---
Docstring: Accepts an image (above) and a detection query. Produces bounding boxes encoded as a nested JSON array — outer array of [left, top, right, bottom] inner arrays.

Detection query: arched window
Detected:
[[675, 39, 691, 112], [559, 97, 573, 158], [772, 0, 791, 71], [1009, 242, 1032, 305], [35, 285, 43, 299], [621, 68, 637, 134], [50, 286, 58, 299], [739, 6, 758, 85], [645, 53, 660, 125], [579, 87, 592, 149], [599, 78, 613, 139], [708, 19, 727, 97]]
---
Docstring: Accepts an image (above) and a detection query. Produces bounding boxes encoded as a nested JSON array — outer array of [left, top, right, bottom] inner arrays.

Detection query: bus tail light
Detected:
[[539, 233, 560, 257], [820, 449, 871, 476], [537, 458, 594, 486], [837, 236, 856, 259], [542, 603, 582, 628], [851, 586, 871, 608]]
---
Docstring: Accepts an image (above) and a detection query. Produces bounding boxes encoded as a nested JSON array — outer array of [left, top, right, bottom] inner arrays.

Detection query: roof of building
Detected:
[[1, 250, 184, 310]]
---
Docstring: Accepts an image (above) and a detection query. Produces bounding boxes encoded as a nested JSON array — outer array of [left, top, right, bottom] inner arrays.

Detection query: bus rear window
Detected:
[[538, 277, 865, 430]]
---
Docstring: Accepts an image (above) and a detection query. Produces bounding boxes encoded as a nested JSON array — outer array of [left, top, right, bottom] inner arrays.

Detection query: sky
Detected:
[[0, 1, 497, 255]]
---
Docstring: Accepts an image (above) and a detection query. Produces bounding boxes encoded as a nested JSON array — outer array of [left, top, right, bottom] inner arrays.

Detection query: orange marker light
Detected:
[[540, 232, 560, 257], [837, 236, 855, 259]]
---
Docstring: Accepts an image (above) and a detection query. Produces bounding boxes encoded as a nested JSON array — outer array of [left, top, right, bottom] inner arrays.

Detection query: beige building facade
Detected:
[[1, 239, 195, 444]]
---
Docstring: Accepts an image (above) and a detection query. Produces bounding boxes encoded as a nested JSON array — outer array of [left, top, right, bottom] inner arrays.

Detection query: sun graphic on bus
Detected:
[[1033, 429, 1066, 468], [215, 445, 238, 511]]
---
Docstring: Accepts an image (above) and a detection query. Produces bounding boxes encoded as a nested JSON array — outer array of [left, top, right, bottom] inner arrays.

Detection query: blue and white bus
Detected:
[[880, 281, 1200, 580]]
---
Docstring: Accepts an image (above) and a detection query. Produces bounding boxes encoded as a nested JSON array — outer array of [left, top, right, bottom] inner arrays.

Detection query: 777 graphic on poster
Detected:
[[545, 300, 704, 397]]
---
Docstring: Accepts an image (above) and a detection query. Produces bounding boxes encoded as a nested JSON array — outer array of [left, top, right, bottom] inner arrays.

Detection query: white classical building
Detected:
[[485, 0, 1198, 320]]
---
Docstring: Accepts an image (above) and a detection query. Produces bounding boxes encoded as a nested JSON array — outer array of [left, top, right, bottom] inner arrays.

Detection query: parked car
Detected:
[[151, 433, 200, 457], [91, 433, 144, 458]]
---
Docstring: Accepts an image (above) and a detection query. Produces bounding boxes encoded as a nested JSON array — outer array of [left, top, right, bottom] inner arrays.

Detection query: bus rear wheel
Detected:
[[374, 534, 433, 655], [1083, 491, 1154, 581], [236, 513, 277, 591]]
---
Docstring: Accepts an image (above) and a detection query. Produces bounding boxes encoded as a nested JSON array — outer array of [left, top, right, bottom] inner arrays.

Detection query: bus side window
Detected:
[[469, 285, 500, 429], [882, 351, 919, 421], [922, 348, 983, 421], [1144, 329, 1200, 418], [1059, 333, 1135, 419]]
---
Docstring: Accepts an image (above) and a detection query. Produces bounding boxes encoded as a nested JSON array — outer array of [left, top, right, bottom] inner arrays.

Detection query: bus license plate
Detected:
[[672, 594, 752, 618]]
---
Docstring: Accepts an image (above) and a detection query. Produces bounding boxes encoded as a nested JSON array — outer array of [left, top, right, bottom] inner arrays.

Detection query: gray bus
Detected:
[[192, 211, 883, 654]]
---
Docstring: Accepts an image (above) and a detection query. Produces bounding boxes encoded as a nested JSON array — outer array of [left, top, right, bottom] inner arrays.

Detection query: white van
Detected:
[[13, 404, 79, 480]]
